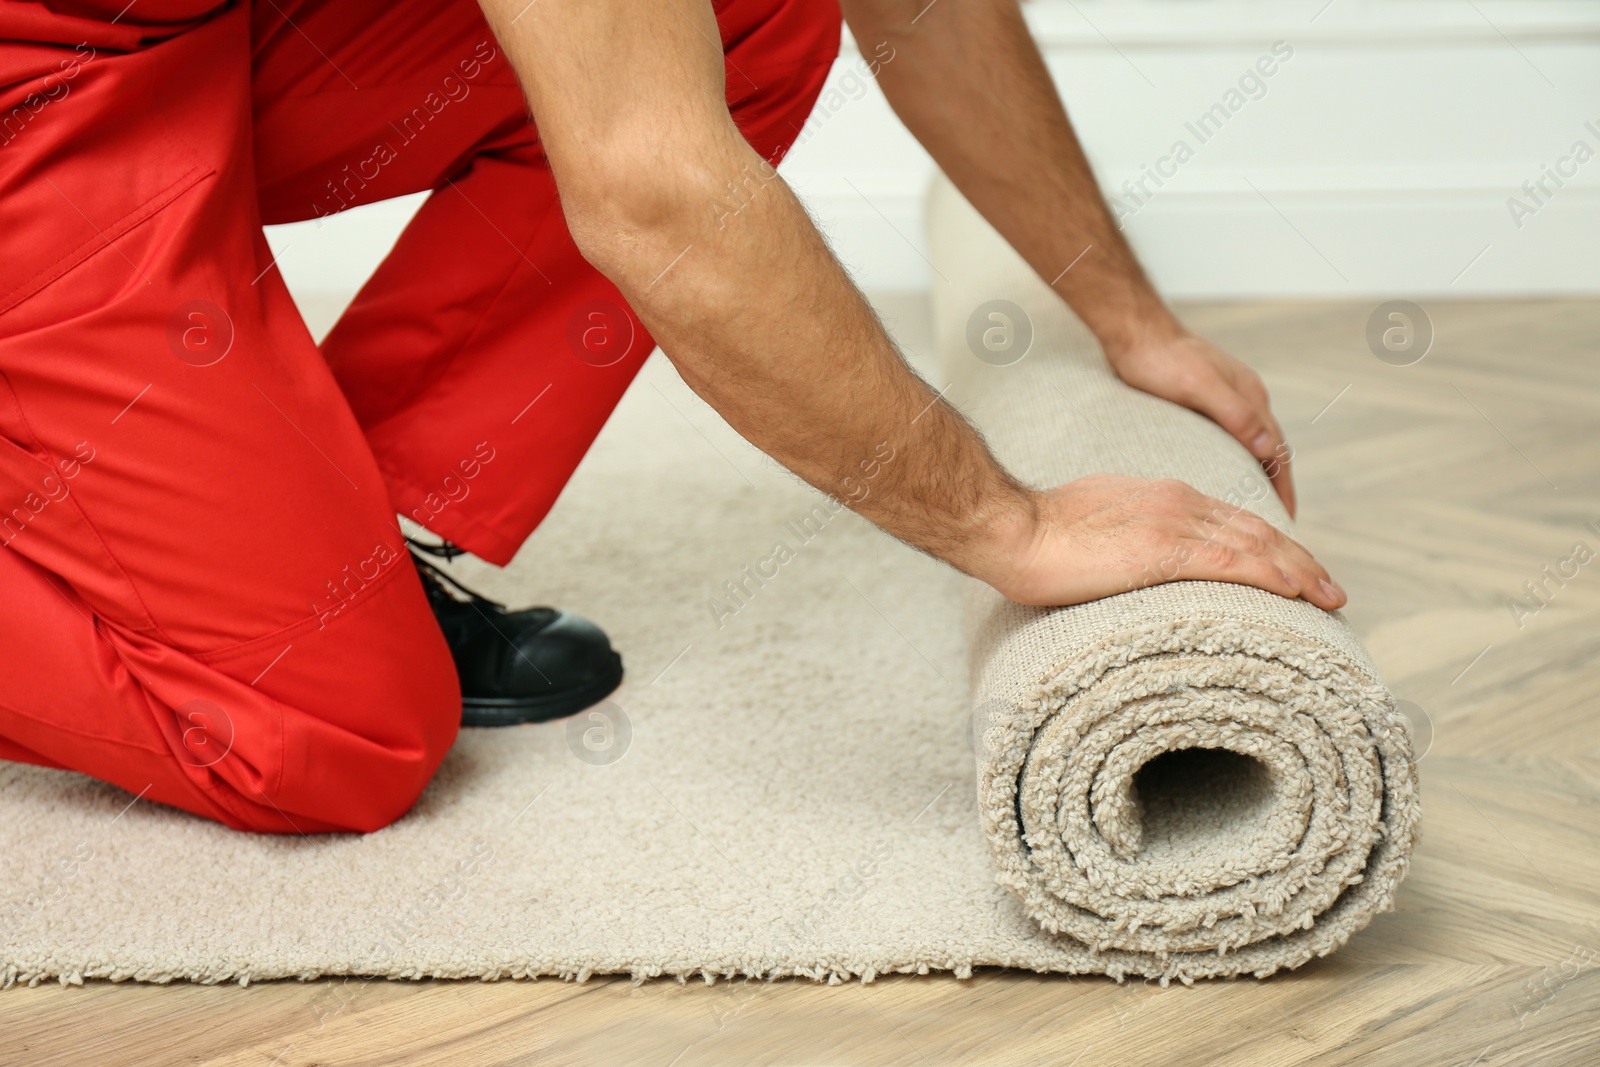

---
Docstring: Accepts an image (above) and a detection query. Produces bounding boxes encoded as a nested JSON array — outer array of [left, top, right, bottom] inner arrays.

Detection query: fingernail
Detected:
[[1251, 431, 1272, 453], [1320, 579, 1342, 602]]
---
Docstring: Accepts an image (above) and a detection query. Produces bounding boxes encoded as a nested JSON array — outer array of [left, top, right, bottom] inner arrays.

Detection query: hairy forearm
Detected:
[[476, 0, 1033, 580], [849, 0, 1182, 355], [567, 132, 1033, 578]]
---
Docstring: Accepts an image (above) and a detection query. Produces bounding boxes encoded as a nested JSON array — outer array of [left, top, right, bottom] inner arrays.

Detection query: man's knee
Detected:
[[315, 639, 461, 834], [722, 0, 842, 80], [335, 672, 460, 834], [718, 0, 841, 161], [229, 575, 463, 834]]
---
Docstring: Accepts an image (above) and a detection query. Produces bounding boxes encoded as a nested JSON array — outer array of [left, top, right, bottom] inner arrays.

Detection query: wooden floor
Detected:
[[4, 297, 1598, 1066]]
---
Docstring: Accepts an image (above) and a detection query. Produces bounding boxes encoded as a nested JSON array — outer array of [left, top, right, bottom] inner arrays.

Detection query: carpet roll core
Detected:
[[928, 175, 1420, 981]]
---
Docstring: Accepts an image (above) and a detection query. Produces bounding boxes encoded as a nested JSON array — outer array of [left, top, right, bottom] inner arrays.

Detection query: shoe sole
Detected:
[[459, 654, 624, 728]]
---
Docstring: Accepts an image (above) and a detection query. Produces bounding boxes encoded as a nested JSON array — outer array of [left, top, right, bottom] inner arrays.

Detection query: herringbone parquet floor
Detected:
[[2, 296, 1596, 1067]]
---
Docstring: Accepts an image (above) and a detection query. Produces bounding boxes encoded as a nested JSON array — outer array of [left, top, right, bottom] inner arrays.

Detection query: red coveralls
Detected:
[[0, 0, 839, 832]]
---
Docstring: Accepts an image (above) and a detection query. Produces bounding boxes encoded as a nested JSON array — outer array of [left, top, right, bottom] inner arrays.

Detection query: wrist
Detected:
[[1094, 304, 1187, 364], [957, 478, 1042, 596]]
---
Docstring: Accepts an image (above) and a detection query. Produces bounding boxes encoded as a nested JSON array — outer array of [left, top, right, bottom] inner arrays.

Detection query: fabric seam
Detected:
[[0, 164, 213, 319]]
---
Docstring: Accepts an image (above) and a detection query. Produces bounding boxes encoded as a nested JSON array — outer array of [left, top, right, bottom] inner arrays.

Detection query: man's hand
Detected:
[[990, 475, 1343, 610], [1102, 330, 1296, 517]]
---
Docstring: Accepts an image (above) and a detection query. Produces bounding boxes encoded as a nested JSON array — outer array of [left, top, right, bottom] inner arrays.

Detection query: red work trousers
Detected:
[[0, 0, 839, 832]]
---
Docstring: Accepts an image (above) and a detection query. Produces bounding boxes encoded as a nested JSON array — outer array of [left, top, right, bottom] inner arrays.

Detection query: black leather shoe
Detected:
[[409, 538, 623, 727]]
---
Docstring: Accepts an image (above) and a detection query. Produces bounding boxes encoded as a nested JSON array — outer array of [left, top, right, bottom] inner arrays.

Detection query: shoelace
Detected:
[[406, 536, 509, 612]]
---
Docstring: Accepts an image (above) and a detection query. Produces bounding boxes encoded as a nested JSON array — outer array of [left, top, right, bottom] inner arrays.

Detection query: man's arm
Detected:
[[474, 0, 1342, 610], [845, 0, 1297, 516]]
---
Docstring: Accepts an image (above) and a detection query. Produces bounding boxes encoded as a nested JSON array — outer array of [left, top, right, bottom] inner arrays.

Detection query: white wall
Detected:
[[267, 0, 1600, 301]]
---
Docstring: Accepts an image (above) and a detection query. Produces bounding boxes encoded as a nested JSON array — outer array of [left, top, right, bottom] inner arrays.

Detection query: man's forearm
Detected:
[[848, 0, 1303, 514], [851, 0, 1183, 356], [588, 139, 1034, 578], [479, 0, 1034, 585]]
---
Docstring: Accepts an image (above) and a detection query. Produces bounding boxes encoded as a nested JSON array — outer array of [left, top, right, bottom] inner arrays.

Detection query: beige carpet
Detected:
[[0, 182, 1413, 989], [929, 177, 1420, 982]]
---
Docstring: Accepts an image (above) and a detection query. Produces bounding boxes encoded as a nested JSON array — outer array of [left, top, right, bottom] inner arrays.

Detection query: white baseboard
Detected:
[[791, 181, 1600, 299]]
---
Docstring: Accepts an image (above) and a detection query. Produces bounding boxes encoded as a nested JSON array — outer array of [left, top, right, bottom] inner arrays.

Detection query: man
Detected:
[[0, 0, 1341, 834]]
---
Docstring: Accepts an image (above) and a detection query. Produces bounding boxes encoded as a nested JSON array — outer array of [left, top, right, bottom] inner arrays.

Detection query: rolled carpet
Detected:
[[926, 175, 1420, 982]]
